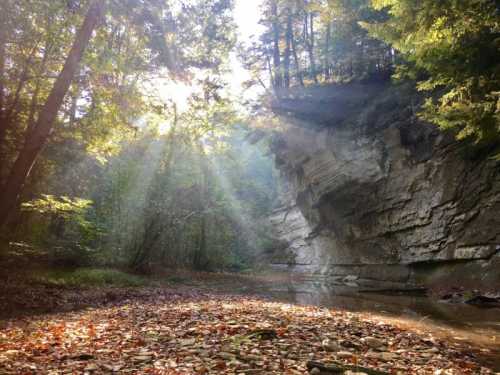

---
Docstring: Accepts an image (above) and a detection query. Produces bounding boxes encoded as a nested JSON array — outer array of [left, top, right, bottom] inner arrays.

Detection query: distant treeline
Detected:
[[242, 0, 499, 143]]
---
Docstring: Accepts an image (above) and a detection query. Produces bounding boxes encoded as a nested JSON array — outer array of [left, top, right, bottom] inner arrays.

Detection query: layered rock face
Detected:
[[268, 84, 500, 289]]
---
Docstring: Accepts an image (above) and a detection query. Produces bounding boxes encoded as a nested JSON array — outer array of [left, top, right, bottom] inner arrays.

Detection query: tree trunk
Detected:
[[266, 54, 274, 87], [324, 21, 331, 81], [307, 13, 318, 84], [0, 10, 5, 117], [271, 0, 282, 90], [0, 1, 105, 229], [0, 10, 6, 183], [194, 143, 210, 271], [291, 25, 304, 87], [26, 40, 52, 141], [194, 211, 207, 270], [284, 11, 292, 89]]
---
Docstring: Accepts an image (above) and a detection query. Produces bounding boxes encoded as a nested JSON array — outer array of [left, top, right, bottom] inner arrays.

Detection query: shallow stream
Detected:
[[222, 274, 500, 370]]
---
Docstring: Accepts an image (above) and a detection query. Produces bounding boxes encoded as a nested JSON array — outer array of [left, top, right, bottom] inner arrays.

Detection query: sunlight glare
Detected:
[[150, 0, 266, 134], [234, 0, 264, 40], [156, 80, 193, 113]]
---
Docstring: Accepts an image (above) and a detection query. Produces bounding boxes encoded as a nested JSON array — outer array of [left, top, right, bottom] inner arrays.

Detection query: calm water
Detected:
[[226, 275, 500, 370]]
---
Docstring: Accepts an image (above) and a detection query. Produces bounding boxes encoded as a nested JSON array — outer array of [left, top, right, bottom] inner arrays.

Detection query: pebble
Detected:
[[379, 352, 397, 361], [365, 350, 397, 361], [362, 336, 385, 349], [84, 363, 99, 371], [132, 355, 153, 363], [217, 352, 234, 360], [322, 338, 341, 352]]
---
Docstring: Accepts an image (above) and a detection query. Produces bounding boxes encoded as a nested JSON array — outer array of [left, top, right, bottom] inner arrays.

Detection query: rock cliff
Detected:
[[268, 83, 500, 289]]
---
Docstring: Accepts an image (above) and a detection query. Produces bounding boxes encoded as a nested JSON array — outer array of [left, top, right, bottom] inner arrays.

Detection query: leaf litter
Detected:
[[0, 289, 495, 374]]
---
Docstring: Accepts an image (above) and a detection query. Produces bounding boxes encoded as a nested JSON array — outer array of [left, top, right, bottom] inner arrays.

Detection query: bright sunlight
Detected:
[[1, 0, 499, 374]]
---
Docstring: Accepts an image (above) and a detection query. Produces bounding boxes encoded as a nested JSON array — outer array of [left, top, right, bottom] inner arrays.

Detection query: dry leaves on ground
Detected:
[[0, 290, 494, 374]]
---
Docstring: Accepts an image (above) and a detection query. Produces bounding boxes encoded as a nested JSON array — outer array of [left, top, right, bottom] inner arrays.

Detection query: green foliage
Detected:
[[21, 195, 98, 238], [0, 0, 237, 187], [33, 268, 148, 287], [91, 116, 277, 272], [241, 0, 498, 144], [19, 195, 101, 266], [364, 0, 500, 143], [239, 0, 392, 91], [0, 0, 251, 273], [4, 0, 498, 279], [22, 194, 92, 223]]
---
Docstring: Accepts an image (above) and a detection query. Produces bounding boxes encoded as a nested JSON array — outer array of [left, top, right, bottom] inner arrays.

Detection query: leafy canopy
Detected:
[[363, 0, 500, 143]]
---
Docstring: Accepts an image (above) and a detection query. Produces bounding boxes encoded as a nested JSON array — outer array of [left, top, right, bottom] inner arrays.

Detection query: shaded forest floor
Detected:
[[0, 271, 498, 374], [0, 269, 287, 319]]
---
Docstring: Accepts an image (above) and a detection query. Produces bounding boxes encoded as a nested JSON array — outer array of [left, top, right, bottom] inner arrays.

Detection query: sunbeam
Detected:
[[1, 1, 498, 374]]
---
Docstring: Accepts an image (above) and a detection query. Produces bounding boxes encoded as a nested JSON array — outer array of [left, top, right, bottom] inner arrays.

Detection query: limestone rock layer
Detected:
[[268, 84, 500, 289]]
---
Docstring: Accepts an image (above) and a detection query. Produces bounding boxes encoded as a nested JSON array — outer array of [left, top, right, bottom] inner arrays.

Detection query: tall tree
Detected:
[[271, 0, 282, 89], [284, 8, 292, 88], [0, 0, 236, 230], [239, 0, 391, 91], [0, 1, 105, 228], [0, 5, 6, 122], [323, 20, 331, 80], [364, 0, 500, 143], [290, 7, 304, 87], [304, 11, 318, 84]]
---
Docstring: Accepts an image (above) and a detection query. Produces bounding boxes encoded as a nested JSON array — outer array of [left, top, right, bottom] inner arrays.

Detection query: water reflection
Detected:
[[236, 277, 500, 370]]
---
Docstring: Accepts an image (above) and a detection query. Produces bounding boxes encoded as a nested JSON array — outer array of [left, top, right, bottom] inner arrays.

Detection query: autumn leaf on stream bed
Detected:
[[0, 290, 494, 374]]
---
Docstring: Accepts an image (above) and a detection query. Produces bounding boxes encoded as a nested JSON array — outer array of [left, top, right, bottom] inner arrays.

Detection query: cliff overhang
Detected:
[[268, 83, 500, 289]]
